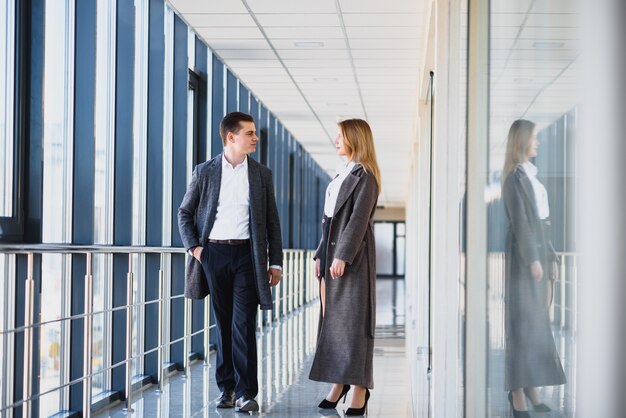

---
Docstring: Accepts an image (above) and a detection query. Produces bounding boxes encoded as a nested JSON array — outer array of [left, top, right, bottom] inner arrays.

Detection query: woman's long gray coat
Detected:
[[502, 166, 566, 390], [308, 165, 378, 389]]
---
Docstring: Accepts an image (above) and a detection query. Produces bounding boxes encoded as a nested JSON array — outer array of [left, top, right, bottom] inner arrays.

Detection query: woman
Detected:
[[501, 119, 566, 418], [309, 119, 381, 416]]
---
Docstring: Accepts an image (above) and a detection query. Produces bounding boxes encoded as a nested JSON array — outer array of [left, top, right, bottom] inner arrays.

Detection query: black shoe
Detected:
[[508, 391, 531, 418], [235, 395, 259, 413], [216, 390, 235, 408], [318, 384, 351, 409], [523, 388, 552, 412], [345, 388, 370, 416]]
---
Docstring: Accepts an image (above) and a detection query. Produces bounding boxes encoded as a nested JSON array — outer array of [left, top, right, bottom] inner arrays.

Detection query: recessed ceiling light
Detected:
[[533, 41, 565, 49], [294, 41, 324, 48]]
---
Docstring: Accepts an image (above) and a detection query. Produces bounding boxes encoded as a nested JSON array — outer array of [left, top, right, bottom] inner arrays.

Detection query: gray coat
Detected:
[[308, 164, 379, 389], [177, 154, 283, 309], [502, 165, 566, 390]]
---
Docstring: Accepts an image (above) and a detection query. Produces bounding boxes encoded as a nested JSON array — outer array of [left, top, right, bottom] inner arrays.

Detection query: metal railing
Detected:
[[0, 244, 317, 417], [487, 251, 579, 348]]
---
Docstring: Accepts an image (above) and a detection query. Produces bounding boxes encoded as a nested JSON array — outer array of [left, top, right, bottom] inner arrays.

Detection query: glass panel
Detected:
[[42, 0, 73, 243], [396, 236, 406, 276], [40, 0, 74, 413], [0, 254, 8, 405], [457, 0, 468, 411], [91, 253, 109, 396], [1, 1, 15, 216], [374, 223, 394, 275], [39, 254, 66, 416], [487, 1, 580, 416], [93, 0, 116, 397]]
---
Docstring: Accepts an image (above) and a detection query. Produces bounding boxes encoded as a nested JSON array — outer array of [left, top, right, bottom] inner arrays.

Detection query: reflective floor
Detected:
[[95, 278, 410, 418]]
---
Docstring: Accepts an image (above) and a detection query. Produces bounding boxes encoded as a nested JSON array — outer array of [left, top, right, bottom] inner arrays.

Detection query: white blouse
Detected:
[[324, 160, 357, 217], [521, 161, 550, 220]]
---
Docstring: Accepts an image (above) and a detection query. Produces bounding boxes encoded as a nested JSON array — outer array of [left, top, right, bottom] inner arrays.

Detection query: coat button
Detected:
[[331, 242, 335, 246], [322, 219, 325, 223]]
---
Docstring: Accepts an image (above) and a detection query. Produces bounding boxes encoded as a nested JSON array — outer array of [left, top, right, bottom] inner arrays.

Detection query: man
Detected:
[[178, 112, 283, 413]]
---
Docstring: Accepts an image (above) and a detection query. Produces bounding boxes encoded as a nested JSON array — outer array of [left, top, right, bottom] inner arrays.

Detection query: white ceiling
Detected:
[[167, 0, 581, 205], [168, 0, 426, 207]]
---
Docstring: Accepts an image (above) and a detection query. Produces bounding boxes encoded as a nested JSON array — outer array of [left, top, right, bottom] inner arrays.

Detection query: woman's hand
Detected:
[[315, 258, 321, 279], [530, 260, 543, 281], [552, 261, 559, 281], [330, 258, 346, 279]]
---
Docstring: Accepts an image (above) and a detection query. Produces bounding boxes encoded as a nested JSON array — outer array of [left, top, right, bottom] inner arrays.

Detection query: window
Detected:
[[0, 0, 20, 241]]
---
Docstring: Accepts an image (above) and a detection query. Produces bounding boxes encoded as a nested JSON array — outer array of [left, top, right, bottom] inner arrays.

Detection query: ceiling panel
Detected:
[[183, 13, 257, 27], [247, 0, 337, 14], [342, 13, 422, 27], [197, 27, 264, 39], [168, 0, 248, 14], [339, 0, 421, 14], [276, 49, 349, 60], [346, 26, 420, 39], [216, 49, 277, 59], [350, 38, 421, 49], [351, 49, 418, 60], [207, 39, 270, 49], [264, 26, 344, 39], [255, 13, 340, 27]]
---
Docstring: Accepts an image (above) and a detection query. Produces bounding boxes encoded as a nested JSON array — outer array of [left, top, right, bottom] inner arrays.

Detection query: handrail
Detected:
[[0, 243, 187, 254], [0, 244, 316, 416]]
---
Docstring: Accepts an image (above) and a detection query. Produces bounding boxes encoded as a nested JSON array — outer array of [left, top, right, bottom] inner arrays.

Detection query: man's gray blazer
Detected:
[[177, 153, 283, 310]]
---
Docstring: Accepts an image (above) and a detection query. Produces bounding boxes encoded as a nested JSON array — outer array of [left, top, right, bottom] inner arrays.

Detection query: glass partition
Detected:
[[0, 1, 15, 217], [486, 1, 580, 416]]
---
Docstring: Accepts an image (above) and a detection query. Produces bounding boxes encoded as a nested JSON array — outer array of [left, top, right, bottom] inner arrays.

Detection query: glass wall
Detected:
[[0, 1, 15, 217], [40, 0, 75, 414], [486, 1, 580, 416]]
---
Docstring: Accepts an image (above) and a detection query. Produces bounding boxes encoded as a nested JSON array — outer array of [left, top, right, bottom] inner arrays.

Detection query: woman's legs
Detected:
[[524, 387, 543, 406], [325, 384, 347, 402], [350, 385, 368, 408], [511, 388, 528, 411]]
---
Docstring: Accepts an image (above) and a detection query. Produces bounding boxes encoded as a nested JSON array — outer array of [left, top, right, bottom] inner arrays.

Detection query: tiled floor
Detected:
[[95, 279, 410, 418]]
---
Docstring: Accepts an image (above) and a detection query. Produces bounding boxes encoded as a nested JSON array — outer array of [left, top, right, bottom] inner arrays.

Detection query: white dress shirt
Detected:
[[204, 155, 281, 271], [522, 161, 550, 220], [324, 160, 357, 217], [209, 155, 250, 240]]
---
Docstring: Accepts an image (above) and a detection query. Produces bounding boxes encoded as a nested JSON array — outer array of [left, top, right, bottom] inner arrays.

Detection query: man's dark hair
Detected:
[[220, 112, 254, 146]]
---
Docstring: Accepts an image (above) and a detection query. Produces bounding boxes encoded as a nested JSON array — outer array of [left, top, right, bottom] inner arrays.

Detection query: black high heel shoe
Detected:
[[318, 384, 351, 409], [523, 388, 551, 412], [508, 391, 531, 418], [345, 388, 370, 416]]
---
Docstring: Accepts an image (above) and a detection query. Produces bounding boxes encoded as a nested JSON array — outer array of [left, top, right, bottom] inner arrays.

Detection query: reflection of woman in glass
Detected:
[[501, 120, 566, 417]]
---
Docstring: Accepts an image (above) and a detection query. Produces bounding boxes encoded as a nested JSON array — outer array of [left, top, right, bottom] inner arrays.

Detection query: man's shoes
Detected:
[[235, 395, 259, 413], [216, 390, 235, 408]]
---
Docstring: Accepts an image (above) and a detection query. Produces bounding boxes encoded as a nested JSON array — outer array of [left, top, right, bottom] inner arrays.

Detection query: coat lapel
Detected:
[[519, 171, 539, 220], [333, 170, 360, 217], [201, 154, 222, 239], [209, 154, 222, 209], [248, 158, 262, 225]]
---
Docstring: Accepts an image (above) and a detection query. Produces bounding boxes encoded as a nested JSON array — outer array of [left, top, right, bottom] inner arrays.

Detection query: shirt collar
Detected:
[[335, 160, 356, 176], [521, 161, 537, 177], [222, 153, 248, 170]]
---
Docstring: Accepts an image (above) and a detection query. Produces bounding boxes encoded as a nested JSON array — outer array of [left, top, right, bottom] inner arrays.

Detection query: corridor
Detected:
[[95, 280, 409, 417]]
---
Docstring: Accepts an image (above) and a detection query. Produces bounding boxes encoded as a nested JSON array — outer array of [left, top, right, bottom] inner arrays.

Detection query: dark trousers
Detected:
[[201, 242, 259, 398]]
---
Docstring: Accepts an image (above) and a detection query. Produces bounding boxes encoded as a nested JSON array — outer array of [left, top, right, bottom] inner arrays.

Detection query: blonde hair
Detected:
[[501, 119, 536, 185], [338, 119, 382, 192]]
